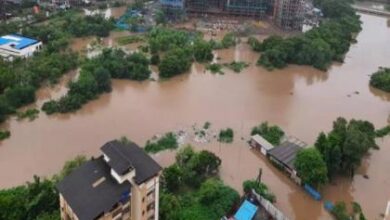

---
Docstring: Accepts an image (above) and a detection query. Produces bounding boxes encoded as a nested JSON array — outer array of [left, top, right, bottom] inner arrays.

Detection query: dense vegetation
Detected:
[[242, 180, 276, 202], [148, 28, 214, 78], [144, 132, 178, 153], [218, 128, 234, 143], [206, 63, 224, 74], [0, 52, 78, 121], [224, 61, 249, 73], [42, 49, 150, 114], [314, 118, 378, 178], [376, 125, 390, 138], [116, 35, 144, 45], [294, 148, 328, 188], [251, 122, 285, 145], [370, 67, 390, 92], [210, 33, 238, 49], [17, 108, 40, 121], [0, 156, 86, 220], [331, 201, 367, 220], [0, 130, 11, 140], [160, 146, 238, 220], [294, 117, 379, 187], [250, 0, 362, 70], [0, 12, 116, 133]]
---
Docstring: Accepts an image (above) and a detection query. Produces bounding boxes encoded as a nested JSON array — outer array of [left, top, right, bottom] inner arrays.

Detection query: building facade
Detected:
[[57, 140, 162, 220], [0, 35, 42, 61], [273, 0, 304, 31]]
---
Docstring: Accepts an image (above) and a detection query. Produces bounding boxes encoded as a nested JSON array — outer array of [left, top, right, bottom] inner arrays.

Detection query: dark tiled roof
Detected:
[[101, 140, 162, 184], [268, 141, 303, 170], [57, 157, 131, 220]]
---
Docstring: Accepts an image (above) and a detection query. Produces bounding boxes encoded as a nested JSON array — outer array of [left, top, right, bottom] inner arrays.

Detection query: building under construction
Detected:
[[273, 0, 304, 30], [160, 0, 305, 30]]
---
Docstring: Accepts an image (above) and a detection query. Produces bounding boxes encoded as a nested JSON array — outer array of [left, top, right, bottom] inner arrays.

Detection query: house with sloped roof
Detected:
[[57, 140, 162, 220], [267, 137, 306, 184]]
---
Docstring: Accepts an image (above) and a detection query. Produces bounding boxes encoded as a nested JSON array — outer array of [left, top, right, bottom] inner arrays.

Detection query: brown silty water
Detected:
[[0, 13, 390, 220]]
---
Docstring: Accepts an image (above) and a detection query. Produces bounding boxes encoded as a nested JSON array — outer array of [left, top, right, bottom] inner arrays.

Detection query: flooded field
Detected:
[[0, 13, 390, 220]]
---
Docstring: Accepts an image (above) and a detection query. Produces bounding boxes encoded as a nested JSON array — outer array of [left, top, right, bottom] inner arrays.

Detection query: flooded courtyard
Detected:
[[0, 13, 390, 220]]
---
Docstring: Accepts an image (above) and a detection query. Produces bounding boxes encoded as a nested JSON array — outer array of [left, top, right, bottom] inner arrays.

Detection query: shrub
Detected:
[[224, 61, 249, 73], [251, 122, 285, 145], [370, 67, 390, 92], [145, 132, 178, 153], [206, 63, 224, 74], [159, 48, 192, 78], [17, 108, 40, 121], [218, 128, 234, 143], [243, 180, 276, 203], [0, 130, 10, 140]]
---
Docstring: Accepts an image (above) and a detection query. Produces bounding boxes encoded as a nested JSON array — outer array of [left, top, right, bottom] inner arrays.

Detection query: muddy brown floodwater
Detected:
[[1, 13, 390, 219]]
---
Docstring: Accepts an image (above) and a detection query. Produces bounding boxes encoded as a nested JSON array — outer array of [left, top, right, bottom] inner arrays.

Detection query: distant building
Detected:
[[0, 35, 42, 61], [249, 134, 275, 156], [273, 0, 305, 30], [57, 140, 162, 220]]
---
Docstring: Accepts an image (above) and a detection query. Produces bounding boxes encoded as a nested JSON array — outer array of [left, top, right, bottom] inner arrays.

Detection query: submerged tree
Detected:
[[294, 148, 328, 188]]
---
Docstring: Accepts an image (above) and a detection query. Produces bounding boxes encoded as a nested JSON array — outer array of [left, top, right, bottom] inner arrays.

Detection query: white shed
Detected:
[[250, 134, 274, 155]]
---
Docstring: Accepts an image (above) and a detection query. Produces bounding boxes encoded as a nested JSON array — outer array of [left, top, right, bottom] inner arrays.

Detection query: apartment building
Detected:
[[57, 140, 162, 220]]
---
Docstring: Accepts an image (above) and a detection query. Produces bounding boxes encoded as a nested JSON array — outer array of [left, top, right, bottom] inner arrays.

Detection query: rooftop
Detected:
[[267, 140, 304, 170], [234, 200, 258, 220], [251, 134, 275, 151], [101, 140, 162, 184], [0, 35, 40, 50], [57, 156, 131, 220]]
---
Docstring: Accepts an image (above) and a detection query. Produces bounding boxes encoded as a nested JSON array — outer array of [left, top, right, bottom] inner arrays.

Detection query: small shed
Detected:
[[250, 134, 274, 155], [234, 200, 258, 220]]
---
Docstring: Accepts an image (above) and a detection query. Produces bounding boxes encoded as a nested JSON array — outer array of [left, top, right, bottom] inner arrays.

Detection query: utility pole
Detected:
[[256, 168, 262, 186]]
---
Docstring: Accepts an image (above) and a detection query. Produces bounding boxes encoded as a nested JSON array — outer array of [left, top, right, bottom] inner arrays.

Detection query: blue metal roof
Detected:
[[0, 35, 39, 50], [234, 200, 258, 220]]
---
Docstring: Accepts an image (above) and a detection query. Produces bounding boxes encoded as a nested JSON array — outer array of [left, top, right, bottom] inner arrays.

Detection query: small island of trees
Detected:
[[42, 49, 150, 114], [249, 0, 362, 70], [370, 67, 390, 93], [294, 117, 380, 189]]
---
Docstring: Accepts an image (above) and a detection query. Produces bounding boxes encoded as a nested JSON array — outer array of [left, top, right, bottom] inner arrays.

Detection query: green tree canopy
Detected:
[[294, 148, 328, 188]]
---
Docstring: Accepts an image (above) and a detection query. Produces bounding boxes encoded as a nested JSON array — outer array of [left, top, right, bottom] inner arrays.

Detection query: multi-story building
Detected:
[[160, 0, 304, 30], [57, 140, 162, 220], [273, 0, 304, 31]]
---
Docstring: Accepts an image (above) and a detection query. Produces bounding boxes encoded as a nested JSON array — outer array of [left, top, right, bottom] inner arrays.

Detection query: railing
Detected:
[[251, 189, 290, 220], [352, 5, 390, 17]]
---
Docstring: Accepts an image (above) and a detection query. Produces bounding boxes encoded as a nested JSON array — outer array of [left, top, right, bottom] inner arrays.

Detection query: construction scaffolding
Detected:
[[159, 0, 305, 31], [225, 0, 268, 18], [160, 0, 186, 19], [185, 0, 224, 15], [273, 0, 304, 30]]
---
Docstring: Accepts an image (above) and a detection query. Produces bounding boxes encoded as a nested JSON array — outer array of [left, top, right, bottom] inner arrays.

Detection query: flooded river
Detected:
[[1, 13, 390, 220]]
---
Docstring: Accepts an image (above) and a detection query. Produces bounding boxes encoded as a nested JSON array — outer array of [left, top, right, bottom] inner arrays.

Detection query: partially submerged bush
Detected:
[[218, 128, 234, 143], [145, 132, 178, 153]]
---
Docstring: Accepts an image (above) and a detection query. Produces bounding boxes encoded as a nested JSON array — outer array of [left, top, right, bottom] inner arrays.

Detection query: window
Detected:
[[147, 189, 155, 196], [147, 203, 155, 211]]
